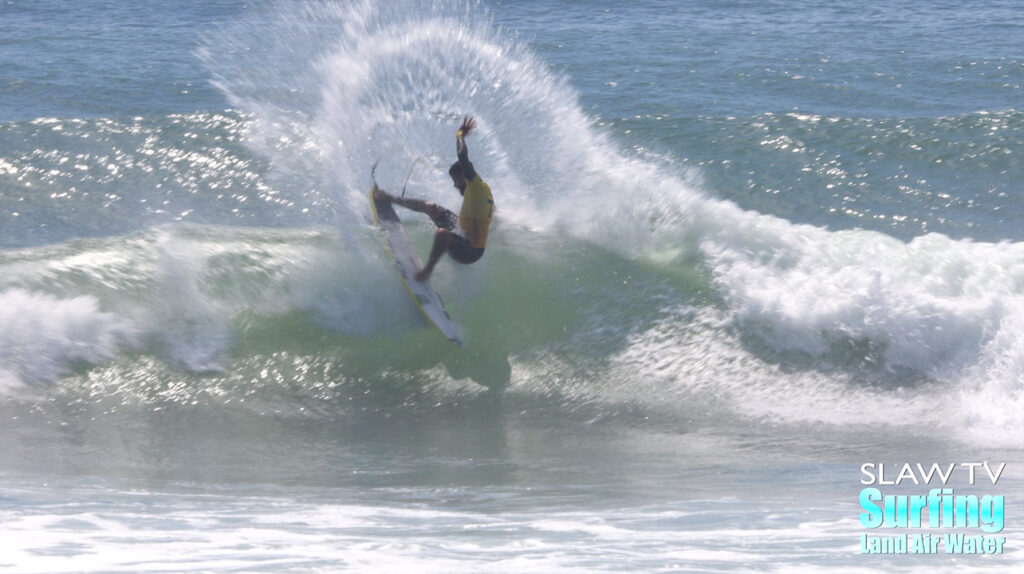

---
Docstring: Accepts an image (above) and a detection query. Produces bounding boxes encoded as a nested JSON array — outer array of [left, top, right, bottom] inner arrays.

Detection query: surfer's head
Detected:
[[449, 162, 468, 194]]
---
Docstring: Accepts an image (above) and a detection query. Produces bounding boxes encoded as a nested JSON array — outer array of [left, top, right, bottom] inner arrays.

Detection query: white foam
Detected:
[[4, 483, 1018, 573], [0, 288, 137, 388]]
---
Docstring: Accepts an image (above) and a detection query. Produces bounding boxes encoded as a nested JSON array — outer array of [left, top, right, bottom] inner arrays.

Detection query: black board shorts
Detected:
[[431, 206, 485, 264]]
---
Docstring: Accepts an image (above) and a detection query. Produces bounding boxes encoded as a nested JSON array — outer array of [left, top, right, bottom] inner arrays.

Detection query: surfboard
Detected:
[[370, 185, 462, 346]]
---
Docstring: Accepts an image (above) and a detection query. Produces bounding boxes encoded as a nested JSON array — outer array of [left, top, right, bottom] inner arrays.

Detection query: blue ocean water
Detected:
[[2, 0, 1023, 571]]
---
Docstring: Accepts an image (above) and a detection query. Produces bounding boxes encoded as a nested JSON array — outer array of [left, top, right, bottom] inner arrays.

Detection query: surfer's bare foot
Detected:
[[414, 267, 433, 282]]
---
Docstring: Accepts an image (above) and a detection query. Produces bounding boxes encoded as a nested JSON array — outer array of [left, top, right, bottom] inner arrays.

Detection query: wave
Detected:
[[1, 0, 1022, 447], [197, 0, 1024, 446]]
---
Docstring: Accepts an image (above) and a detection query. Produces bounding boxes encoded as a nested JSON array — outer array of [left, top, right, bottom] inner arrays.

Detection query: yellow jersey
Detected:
[[458, 175, 494, 249]]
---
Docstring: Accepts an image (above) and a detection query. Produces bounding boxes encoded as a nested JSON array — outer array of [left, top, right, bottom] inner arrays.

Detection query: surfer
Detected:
[[374, 116, 494, 282]]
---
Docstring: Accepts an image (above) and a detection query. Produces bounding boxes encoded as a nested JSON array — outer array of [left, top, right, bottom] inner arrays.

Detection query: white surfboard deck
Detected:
[[370, 186, 462, 346]]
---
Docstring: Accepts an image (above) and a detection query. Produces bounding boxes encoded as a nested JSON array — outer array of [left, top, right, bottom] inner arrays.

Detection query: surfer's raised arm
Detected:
[[453, 116, 478, 181]]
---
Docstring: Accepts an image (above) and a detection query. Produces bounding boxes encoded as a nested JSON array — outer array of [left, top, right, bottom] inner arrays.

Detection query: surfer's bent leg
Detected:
[[389, 196, 457, 230], [415, 229, 455, 282], [415, 229, 484, 281]]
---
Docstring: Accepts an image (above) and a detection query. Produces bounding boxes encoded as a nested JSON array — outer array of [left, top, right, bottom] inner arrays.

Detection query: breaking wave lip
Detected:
[[0, 288, 138, 389], [0, 224, 383, 392]]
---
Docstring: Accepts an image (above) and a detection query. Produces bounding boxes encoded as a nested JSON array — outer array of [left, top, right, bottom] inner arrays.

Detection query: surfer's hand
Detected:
[[459, 116, 476, 137]]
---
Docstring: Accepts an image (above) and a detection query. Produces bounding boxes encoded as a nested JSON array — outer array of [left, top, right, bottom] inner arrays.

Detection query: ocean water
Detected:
[[2, 0, 1023, 571]]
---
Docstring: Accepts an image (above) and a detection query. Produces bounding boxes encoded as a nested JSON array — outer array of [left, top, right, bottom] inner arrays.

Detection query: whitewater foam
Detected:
[[0, 288, 137, 389]]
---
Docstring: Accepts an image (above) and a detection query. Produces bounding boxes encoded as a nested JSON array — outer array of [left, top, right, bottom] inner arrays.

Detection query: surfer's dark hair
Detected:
[[448, 162, 465, 178]]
